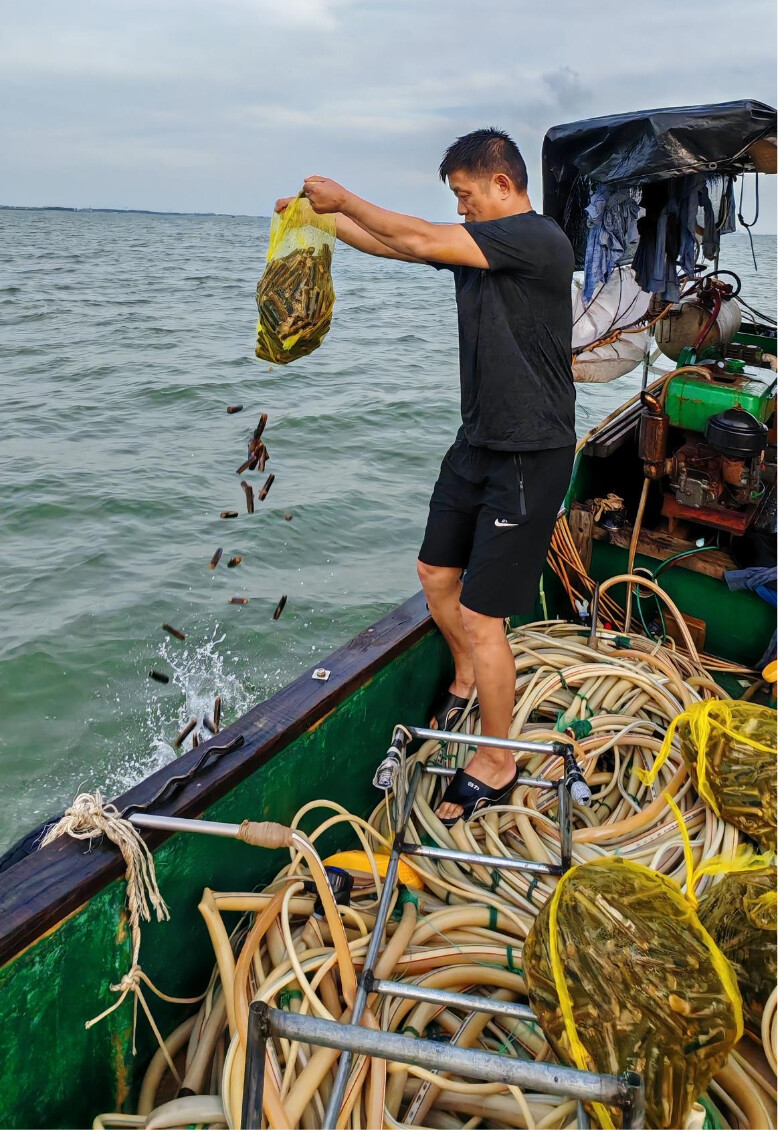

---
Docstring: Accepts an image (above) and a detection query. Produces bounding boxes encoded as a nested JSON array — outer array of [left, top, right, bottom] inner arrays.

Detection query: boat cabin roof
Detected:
[[542, 98, 777, 230]]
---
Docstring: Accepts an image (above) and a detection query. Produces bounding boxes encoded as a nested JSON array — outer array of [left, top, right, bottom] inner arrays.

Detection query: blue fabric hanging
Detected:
[[582, 185, 640, 303]]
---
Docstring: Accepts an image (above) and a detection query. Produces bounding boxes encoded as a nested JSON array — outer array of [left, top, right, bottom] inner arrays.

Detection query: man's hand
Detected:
[[274, 196, 295, 213], [303, 176, 351, 215]]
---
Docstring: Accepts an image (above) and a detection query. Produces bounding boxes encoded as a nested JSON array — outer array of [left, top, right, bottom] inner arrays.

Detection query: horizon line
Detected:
[[1, 203, 777, 235]]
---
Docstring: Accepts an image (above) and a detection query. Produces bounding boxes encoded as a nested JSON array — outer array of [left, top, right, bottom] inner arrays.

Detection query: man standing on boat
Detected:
[[277, 128, 575, 824]]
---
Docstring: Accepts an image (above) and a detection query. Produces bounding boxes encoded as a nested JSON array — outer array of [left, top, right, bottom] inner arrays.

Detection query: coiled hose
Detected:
[[93, 618, 776, 1131]]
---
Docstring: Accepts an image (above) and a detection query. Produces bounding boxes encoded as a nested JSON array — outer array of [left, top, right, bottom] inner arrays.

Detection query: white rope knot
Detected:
[[111, 964, 143, 995], [41, 791, 170, 941], [39, 790, 203, 1064]]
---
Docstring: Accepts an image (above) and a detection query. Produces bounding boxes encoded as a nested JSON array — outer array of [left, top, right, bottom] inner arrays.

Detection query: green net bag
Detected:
[[638, 700, 777, 852], [524, 858, 743, 1130], [698, 862, 777, 1033], [255, 195, 336, 364]]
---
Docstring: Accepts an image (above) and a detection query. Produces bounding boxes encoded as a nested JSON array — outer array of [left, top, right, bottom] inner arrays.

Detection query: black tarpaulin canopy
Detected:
[[542, 99, 777, 245]]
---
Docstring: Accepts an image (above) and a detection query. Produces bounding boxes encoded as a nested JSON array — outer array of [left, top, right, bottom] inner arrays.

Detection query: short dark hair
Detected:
[[439, 128, 528, 193]]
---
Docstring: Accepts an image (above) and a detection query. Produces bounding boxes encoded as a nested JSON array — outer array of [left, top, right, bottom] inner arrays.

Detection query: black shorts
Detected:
[[419, 437, 575, 618]]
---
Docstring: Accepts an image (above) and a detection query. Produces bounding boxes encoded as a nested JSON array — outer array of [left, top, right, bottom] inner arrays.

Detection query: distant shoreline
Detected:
[[0, 205, 775, 235], [0, 205, 258, 218]]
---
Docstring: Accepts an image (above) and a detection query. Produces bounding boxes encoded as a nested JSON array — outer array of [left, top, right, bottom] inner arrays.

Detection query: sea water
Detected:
[[0, 209, 775, 850]]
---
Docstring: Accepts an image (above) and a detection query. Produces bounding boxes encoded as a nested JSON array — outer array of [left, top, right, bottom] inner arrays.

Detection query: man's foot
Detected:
[[435, 748, 517, 823], [429, 679, 476, 730]]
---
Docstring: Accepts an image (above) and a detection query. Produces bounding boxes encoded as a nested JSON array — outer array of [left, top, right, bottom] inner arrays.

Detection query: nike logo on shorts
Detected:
[[494, 519, 519, 528]]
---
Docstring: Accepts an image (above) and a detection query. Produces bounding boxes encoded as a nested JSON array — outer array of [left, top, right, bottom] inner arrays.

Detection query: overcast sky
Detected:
[[2, 0, 777, 230]]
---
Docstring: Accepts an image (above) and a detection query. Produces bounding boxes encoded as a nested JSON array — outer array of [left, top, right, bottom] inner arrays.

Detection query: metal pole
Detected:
[[263, 1006, 645, 1124], [623, 1072, 647, 1131], [558, 780, 573, 872], [369, 978, 537, 1021], [242, 1001, 270, 1130], [407, 726, 557, 755], [588, 583, 601, 650], [424, 765, 555, 790], [401, 841, 563, 876], [322, 762, 423, 1128], [640, 344, 651, 393], [129, 813, 241, 838]]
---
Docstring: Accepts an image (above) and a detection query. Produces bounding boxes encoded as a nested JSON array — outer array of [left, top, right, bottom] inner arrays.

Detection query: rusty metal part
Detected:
[[639, 399, 672, 481], [722, 457, 748, 487], [661, 493, 756, 535]]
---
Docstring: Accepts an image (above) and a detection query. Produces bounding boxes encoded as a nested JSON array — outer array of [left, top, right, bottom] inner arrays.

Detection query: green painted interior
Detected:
[[734, 329, 778, 355], [1, 418, 775, 1128], [589, 540, 775, 666], [0, 628, 449, 1130]]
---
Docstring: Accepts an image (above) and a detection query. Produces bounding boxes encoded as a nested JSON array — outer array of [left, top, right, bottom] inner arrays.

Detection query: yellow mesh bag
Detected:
[[698, 863, 777, 1033], [524, 858, 742, 1130], [255, 195, 336, 364], [637, 700, 777, 851]]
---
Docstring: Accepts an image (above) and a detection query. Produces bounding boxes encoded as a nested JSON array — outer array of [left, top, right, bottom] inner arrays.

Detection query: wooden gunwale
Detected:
[[0, 591, 432, 968]]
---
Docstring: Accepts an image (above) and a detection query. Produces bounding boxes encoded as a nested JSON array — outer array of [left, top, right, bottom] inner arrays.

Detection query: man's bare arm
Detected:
[[335, 213, 423, 262], [301, 178, 489, 268], [274, 197, 421, 263], [342, 198, 488, 267]]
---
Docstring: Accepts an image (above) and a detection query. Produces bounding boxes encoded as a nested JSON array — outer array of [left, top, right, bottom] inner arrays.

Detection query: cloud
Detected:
[[0, 0, 775, 230], [543, 67, 591, 110]]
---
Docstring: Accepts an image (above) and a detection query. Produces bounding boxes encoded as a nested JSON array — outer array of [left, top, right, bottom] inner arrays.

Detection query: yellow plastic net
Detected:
[[255, 196, 336, 364], [698, 862, 777, 1033], [637, 700, 777, 851], [524, 858, 743, 1131]]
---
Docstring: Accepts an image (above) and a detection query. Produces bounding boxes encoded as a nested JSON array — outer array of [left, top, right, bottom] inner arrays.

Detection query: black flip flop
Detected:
[[430, 691, 473, 733], [437, 767, 520, 828]]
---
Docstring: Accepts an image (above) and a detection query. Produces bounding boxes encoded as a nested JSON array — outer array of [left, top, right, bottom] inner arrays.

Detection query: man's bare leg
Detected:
[[436, 607, 516, 822], [416, 561, 475, 703]]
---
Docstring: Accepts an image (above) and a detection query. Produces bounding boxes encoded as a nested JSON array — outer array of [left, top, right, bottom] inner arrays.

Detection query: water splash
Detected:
[[114, 625, 258, 793]]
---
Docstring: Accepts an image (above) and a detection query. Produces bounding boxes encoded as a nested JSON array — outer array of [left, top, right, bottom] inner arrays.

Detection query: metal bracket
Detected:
[[240, 724, 614, 1130], [243, 1001, 646, 1129]]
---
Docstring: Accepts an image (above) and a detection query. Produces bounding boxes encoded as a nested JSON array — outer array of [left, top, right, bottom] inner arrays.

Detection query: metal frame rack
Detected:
[[241, 724, 646, 1130]]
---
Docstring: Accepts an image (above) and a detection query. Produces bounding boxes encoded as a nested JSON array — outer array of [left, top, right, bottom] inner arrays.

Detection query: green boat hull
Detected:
[[0, 443, 775, 1129]]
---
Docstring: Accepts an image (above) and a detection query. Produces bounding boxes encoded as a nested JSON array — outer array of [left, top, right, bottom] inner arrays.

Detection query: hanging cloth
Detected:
[[582, 185, 640, 303]]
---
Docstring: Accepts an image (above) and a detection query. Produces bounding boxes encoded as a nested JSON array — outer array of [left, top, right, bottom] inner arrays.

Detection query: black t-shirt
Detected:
[[432, 211, 575, 451]]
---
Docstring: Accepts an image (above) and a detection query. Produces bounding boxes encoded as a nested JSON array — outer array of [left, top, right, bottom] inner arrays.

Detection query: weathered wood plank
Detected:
[[667, 613, 707, 651], [569, 504, 594, 572], [592, 525, 736, 579]]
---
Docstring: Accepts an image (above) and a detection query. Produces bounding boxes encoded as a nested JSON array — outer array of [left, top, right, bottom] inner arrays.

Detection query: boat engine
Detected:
[[669, 409, 766, 516], [640, 362, 773, 535]]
